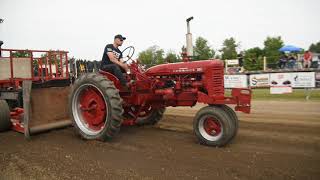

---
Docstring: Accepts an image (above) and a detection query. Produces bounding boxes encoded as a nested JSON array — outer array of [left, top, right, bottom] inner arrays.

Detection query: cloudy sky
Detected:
[[1, 0, 319, 60]]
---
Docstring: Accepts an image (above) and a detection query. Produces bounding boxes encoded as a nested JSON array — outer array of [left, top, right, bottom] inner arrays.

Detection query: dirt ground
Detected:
[[0, 100, 319, 180]]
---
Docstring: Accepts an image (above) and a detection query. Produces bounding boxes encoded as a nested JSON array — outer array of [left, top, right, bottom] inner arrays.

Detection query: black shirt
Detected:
[[101, 44, 122, 67]]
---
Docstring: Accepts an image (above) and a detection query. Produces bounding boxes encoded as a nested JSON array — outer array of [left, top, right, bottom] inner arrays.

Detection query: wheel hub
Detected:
[[204, 117, 221, 136], [198, 115, 223, 142], [78, 86, 106, 131]]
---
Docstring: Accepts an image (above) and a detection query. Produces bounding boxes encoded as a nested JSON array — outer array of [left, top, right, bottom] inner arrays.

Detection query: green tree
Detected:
[[138, 46, 164, 67], [165, 50, 180, 63], [220, 37, 238, 60], [244, 47, 265, 71], [263, 36, 284, 65], [309, 41, 320, 53], [12, 50, 30, 57], [155, 48, 164, 65], [193, 37, 215, 60]]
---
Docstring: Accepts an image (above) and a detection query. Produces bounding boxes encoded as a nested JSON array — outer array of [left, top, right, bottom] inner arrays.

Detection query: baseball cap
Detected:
[[114, 34, 126, 40]]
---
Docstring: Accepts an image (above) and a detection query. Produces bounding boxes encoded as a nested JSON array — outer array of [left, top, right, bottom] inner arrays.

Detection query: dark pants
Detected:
[[100, 64, 127, 86], [279, 61, 286, 69]]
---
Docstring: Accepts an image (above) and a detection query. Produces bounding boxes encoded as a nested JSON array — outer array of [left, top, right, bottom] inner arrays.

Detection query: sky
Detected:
[[0, 0, 319, 60]]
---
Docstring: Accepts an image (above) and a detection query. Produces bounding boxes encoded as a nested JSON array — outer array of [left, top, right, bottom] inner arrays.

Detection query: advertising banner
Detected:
[[269, 72, 315, 88], [269, 73, 292, 87], [249, 74, 270, 87], [224, 75, 248, 88], [316, 72, 320, 87], [270, 86, 293, 94], [291, 72, 315, 88]]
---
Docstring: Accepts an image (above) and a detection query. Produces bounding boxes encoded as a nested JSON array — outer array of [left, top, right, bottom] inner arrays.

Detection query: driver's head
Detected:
[[114, 34, 126, 46]]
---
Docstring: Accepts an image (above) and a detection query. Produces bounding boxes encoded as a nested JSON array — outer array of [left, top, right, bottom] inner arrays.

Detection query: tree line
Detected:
[[138, 37, 320, 71]]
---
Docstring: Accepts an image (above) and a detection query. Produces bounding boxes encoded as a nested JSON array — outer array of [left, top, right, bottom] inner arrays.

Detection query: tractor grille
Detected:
[[210, 67, 224, 97]]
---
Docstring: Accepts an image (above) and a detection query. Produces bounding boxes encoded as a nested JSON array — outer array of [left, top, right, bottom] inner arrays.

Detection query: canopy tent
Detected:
[[279, 45, 302, 53]]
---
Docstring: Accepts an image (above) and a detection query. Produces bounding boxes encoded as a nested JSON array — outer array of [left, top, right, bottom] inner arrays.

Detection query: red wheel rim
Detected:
[[203, 117, 222, 136], [79, 86, 106, 131]]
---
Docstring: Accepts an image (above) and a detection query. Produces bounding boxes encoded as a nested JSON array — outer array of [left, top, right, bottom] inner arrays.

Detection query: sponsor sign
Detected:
[[226, 59, 239, 65], [250, 74, 270, 87], [291, 72, 315, 88], [316, 72, 320, 87], [270, 86, 293, 94], [269, 73, 292, 87], [224, 75, 247, 88], [269, 72, 315, 88]]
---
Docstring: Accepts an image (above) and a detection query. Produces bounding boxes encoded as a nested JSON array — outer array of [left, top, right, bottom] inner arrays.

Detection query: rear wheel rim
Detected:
[[72, 84, 107, 136], [198, 116, 223, 141]]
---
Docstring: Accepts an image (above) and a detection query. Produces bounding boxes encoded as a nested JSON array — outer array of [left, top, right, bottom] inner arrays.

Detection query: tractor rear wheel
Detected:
[[135, 107, 166, 125], [0, 100, 11, 132], [193, 106, 234, 147], [69, 73, 123, 141]]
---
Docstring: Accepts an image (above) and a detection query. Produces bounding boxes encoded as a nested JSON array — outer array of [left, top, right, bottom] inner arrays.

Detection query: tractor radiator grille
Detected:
[[210, 67, 224, 97]]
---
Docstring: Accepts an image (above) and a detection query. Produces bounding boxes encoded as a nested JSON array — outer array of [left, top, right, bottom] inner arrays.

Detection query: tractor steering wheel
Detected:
[[121, 46, 135, 63]]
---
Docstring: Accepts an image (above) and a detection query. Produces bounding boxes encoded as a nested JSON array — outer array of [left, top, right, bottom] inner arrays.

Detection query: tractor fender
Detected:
[[98, 70, 121, 89]]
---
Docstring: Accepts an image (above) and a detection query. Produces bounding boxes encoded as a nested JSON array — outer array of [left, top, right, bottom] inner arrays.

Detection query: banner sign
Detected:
[[226, 59, 239, 65], [225, 72, 315, 90], [250, 74, 270, 87], [269, 72, 315, 88], [291, 72, 315, 88], [270, 86, 293, 94], [269, 73, 292, 87], [316, 72, 320, 87], [224, 75, 247, 88]]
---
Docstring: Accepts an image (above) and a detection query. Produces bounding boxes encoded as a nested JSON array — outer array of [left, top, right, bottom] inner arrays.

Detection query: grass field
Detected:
[[226, 88, 320, 101]]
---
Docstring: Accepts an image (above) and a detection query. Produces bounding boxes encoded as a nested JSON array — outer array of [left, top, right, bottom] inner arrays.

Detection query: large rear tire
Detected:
[[69, 73, 123, 141], [135, 107, 166, 125], [193, 106, 234, 147], [0, 100, 11, 132]]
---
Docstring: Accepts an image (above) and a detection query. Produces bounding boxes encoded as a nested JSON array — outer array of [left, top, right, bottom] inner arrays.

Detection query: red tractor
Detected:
[[69, 17, 251, 147], [69, 45, 251, 147]]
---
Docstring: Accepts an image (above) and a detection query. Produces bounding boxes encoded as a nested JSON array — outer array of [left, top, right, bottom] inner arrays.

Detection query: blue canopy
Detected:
[[279, 45, 302, 52]]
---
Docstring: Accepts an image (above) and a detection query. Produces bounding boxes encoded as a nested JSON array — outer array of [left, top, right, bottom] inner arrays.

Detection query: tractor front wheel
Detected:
[[217, 104, 239, 142], [69, 73, 123, 141], [193, 106, 235, 147], [0, 100, 11, 132]]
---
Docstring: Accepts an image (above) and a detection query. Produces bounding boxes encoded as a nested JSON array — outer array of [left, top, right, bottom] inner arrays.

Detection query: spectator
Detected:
[[303, 51, 312, 68], [278, 55, 287, 69], [287, 55, 296, 69], [237, 52, 244, 72]]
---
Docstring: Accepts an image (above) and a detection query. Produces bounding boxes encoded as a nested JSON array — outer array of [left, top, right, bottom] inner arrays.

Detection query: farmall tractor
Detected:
[[70, 55, 251, 146], [0, 17, 251, 147], [68, 17, 251, 147]]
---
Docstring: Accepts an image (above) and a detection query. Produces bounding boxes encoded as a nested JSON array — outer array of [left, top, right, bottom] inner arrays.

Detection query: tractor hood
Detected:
[[145, 59, 224, 76]]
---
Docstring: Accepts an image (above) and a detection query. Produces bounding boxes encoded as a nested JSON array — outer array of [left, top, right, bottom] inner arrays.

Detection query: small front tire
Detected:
[[193, 106, 234, 147]]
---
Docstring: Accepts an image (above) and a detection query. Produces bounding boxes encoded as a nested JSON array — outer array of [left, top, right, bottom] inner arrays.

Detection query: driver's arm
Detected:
[[107, 52, 128, 71]]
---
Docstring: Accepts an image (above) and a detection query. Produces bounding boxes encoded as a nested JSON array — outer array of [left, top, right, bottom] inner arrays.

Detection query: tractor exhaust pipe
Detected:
[[0, 19, 4, 57], [0, 41, 3, 57], [186, 16, 194, 57]]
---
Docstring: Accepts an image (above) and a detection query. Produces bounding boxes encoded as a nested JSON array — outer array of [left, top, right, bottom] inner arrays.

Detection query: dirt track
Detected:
[[0, 100, 319, 180]]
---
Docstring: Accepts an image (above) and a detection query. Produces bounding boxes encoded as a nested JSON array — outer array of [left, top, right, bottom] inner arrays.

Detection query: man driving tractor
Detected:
[[100, 34, 129, 88]]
